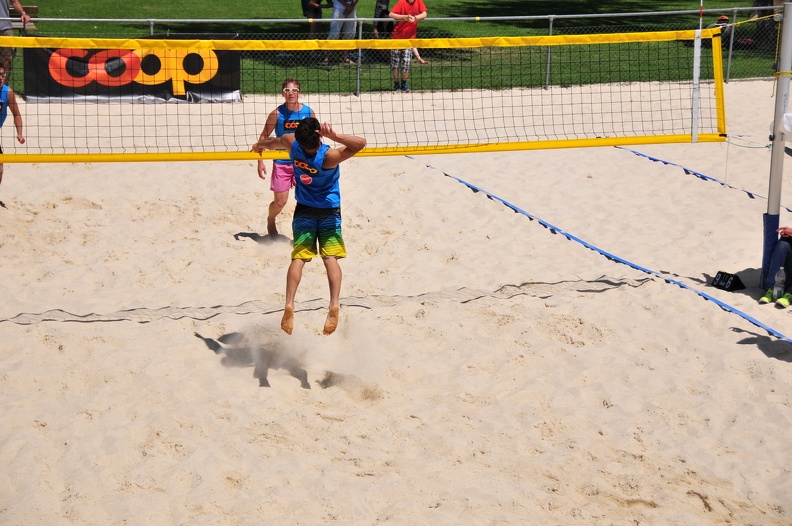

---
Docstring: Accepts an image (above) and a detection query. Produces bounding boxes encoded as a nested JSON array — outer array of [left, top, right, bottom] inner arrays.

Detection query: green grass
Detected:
[[30, 0, 757, 37], [230, 38, 721, 97], [12, 0, 775, 95], [37, 0, 750, 19]]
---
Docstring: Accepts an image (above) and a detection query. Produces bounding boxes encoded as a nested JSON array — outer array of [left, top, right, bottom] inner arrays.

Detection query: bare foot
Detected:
[[281, 305, 294, 335], [267, 218, 278, 236], [323, 306, 340, 335], [418, 59, 429, 64]]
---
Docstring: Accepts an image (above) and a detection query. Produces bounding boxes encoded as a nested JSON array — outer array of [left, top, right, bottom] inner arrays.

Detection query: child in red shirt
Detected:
[[389, 0, 427, 92]]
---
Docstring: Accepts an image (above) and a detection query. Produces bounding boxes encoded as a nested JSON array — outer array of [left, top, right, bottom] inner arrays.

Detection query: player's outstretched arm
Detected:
[[252, 134, 293, 153]]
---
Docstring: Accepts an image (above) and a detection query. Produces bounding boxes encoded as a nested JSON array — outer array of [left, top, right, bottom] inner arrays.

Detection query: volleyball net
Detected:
[[0, 27, 726, 163]]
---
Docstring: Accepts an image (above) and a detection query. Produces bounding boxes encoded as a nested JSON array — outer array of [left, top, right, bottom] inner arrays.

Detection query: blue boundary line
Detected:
[[407, 156, 792, 344], [616, 146, 792, 214]]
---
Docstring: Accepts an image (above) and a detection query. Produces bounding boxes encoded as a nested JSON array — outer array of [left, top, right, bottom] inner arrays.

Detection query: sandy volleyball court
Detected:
[[0, 79, 790, 524]]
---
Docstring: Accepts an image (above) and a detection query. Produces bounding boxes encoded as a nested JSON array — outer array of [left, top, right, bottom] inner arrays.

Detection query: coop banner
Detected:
[[23, 44, 241, 103]]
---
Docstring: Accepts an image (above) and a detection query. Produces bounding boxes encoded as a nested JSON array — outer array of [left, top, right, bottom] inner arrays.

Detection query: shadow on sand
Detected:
[[195, 331, 310, 388], [233, 232, 291, 245]]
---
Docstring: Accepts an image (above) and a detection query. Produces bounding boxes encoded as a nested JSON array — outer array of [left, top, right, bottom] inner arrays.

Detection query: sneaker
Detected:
[[776, 292, 792, 308], [400, 80, 410, 92], [759, 289, 774, 304], [393, 81, 401, 92]]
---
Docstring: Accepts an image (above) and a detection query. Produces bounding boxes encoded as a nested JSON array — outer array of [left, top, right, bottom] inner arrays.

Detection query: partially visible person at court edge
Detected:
[[759, 226, 792, 307], [255, 78, 316, 236], [706, 15, 733, 46], [372, 0, 394, 62], [328, 0, 359, 64], [412, 47, 428, 64], [302, 0, 332, 36], [0, 0, 30, 71], [0, 65, 25, 203], [251, 119, 366, 336], [372, 0, 393, 39], [389, 0, 427, 92]]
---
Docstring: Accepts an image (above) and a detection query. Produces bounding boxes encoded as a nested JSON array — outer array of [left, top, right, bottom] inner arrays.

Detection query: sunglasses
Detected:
[[282, 87, 300, 93]]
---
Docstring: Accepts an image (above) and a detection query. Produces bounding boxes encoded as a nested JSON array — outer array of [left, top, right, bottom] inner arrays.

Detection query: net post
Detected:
[[763, 2, 792, 284], [767, 2, 792, 217]]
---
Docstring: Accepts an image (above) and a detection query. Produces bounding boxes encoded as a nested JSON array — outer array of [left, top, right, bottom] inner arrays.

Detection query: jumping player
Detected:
[[252, 118, 366, 336]]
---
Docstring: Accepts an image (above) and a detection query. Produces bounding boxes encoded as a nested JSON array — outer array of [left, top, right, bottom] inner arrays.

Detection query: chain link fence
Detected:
[[4, 6, 783, 102], [17, 6, 784, 81]]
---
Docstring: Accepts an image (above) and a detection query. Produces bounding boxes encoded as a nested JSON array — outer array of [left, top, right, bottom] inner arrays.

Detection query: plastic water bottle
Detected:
[[773, 266, 786, 301]]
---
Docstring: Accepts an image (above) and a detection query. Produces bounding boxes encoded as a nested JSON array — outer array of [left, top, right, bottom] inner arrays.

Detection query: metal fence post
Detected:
[[544, 16, 554, 90], [355, 19, 362, 96], [724, 10, 737, 82]]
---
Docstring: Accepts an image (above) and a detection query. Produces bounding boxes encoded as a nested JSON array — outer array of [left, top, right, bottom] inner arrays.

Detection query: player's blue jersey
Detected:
[[274, 104, 313, 165], [290, 142, 341, 208], [0, 85, 9, 127]]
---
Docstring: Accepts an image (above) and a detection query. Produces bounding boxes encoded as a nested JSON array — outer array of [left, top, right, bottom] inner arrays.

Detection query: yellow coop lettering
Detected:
[[135, 48, 219, 95], [293, 159, 318, 174]]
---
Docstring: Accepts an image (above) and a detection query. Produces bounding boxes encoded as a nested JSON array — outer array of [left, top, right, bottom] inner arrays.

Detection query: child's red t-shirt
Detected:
[[390, 0, 427, 40]]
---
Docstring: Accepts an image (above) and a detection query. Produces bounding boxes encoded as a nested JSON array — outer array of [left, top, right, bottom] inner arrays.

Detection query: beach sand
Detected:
[[1, 79, 791, 524]]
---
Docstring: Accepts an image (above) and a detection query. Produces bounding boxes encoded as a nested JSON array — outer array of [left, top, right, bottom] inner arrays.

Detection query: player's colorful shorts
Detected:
[[271, 161, 296, 193], [291, 203, 347, 260], [390, 48, 412, 71]]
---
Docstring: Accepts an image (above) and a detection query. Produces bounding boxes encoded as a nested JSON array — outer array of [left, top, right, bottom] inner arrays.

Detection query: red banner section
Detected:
[[24, 42, 241, 103]]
